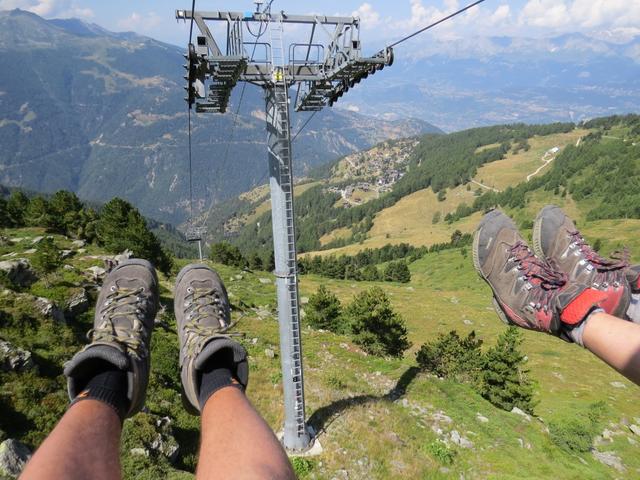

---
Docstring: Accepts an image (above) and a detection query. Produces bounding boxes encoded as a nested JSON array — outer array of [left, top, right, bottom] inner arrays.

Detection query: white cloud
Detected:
[[352, 3, 380, 28], [489, 5, 510, 25], [520, 0, 570, 28], [520, 0, 640, 32], [117, 11, 161, 33], [0, 0, 93, 18]]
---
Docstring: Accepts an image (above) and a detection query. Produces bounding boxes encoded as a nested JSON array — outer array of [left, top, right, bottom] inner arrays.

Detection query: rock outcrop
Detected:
[[0, 340, 36, 373], [0, 439, 32, 478]]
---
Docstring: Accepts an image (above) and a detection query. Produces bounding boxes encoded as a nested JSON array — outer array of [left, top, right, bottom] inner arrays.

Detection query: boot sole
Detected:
[[531, 213, 546, 261], [473, 220, 514, 327], [112, 258, 159, 283], [175, 263, 214, 289]]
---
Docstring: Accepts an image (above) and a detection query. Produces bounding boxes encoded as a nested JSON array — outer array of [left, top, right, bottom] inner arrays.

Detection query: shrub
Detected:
[[291, 457, 315, 477], [478, 327, 536, 414], [426, 440, 456, 465], [209, 242, 246, 268], [416, 330, 483, 382], [548, 402, 607, 453], [306, 285, 342, 332], [344, 287, 410, 357], [383, 260, 411, 283]]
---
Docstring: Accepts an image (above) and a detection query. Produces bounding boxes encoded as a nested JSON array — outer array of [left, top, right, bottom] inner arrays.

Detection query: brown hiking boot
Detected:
[[626, 265, 640, 294], [64, 259, 159, 418], [532, 205, 630, 318], [473, 209, 608, 338], [174, 264, 248, 415]]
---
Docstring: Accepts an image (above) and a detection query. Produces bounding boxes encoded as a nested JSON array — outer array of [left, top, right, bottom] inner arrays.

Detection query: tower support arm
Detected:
[[178, 10, 357, 25]]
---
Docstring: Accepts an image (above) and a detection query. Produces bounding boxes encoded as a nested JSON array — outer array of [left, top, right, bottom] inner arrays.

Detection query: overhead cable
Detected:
[[291, 110, 318, 143], [186, 0, 197, 224], [197, 0, 275, 230], [389, 0, 485, 48]]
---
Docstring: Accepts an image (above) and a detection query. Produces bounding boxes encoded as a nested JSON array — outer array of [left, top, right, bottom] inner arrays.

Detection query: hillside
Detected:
[[2, 225, 640, 479], [212, 116, 640, 268], [0, 9, 439, 226]]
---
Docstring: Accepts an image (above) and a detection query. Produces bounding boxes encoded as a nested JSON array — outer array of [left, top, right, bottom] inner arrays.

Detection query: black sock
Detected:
[[70, 366, 129, 423], [198, 350, 243, 411]]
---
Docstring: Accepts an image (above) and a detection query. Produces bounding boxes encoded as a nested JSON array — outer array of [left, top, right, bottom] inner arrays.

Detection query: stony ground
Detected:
[[1, 228, 640, 479]]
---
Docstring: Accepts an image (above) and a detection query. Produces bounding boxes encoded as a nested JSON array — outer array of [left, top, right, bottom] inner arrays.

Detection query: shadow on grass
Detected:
[[308, 366, 420, 435]]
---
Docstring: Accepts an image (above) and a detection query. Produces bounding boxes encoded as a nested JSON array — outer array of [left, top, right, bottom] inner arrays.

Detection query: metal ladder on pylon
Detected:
[[269, 17, 308, 438]]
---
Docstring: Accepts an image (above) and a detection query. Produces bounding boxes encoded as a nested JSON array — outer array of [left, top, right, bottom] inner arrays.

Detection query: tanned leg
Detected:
[[582, 311, 640, 386], [20, 400, 122, 480], [196, 386, 295, 480]]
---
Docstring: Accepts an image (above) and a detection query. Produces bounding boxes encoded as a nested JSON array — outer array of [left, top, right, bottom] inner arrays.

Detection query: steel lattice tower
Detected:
[[177, 6, 393, 451]]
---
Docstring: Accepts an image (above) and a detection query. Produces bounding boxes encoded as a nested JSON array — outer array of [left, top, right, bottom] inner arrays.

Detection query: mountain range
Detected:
[[0, 9, 437, 226], [1, 9, 639, 228], [340, 33, 640, 131]]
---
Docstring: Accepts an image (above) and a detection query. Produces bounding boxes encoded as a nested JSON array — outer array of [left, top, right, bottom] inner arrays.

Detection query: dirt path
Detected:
[[470, 180, 500, 192], [526, 151, 556, 182]]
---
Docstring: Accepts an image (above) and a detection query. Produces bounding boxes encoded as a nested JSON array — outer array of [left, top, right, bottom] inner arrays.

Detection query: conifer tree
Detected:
[[6, 191, 29, 227], [344, 286, 410, 357], [306, 284, 342, 332], [25, 196, 53, 228], [49, 190, 83, 236], [32, 237, 62, 287], [96, 198, 172, 274], [0, 197, 10, 228], [479, 327, 536, 414]]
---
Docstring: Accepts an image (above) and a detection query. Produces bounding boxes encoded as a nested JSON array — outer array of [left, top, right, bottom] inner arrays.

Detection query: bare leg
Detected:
[[196, 386, 295, 480], [583, 311, 640, 386], [20, 400, 121, 480]]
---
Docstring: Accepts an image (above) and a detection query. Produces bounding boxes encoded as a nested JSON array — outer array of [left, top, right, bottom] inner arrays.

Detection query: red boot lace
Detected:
[[510, 242, 567, 311], [568, 230, 629, 286]]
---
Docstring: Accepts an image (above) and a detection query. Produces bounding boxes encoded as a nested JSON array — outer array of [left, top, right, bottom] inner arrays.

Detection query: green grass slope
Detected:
[[1, 227, 639, 479]]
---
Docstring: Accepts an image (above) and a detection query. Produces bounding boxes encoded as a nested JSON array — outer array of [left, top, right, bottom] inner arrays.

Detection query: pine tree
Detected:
[[49, 190, 83, 236], [479, 327, 536, 414], [32, 237, 62, 286], [25, 196, 53, 228], [248, 252, 263, 270], [344, 286, 410, 357], [0, 197, 10, 228], [266, 251, 275, 272], [360, 264, 379, 281], [96, 198, 172, 274], [306, 285, 342, 332], [416, 330, 483, 382], [6, 191, 29, 227]]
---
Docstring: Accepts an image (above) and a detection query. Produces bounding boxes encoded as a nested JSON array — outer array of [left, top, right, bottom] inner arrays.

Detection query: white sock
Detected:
[[626, 293, 640, 324], [566, 308, 604, 347]]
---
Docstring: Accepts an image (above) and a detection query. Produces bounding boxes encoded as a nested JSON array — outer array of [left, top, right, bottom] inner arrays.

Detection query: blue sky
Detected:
[[1, 0, 639, 46]]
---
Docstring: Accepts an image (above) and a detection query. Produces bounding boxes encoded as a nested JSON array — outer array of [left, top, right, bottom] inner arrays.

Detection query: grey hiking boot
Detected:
[[64, 259, 159, 418], [532, 205, 630, 318], [174, 264, 248, 415], [473, 209, 608, 338]]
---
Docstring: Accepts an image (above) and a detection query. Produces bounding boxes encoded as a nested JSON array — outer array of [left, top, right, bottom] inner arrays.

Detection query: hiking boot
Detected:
[[626, 265, 640, 294], [473, 209, 608, 337], [533, 205, 630, 318], [174, 264, 248, 415], [64, 259, 159, 418]]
